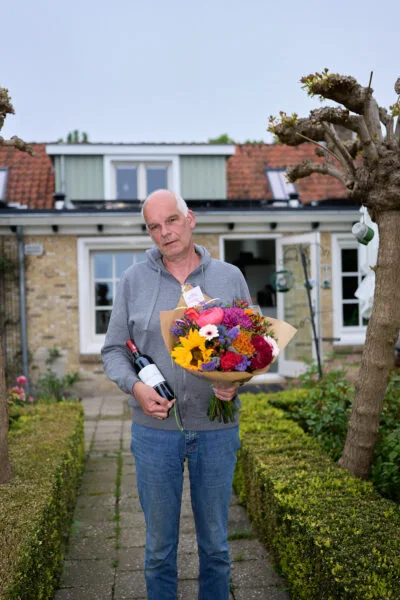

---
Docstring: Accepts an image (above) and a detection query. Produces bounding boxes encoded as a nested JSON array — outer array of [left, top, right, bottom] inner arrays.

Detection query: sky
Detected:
[[1, 0, 399, 145]]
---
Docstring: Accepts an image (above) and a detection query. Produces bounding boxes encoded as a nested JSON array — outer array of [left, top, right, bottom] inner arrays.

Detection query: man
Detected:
[[102, 189, 251, 600]]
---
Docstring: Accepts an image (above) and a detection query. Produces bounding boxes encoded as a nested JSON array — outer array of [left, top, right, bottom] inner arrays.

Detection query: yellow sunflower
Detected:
[[171, 329, 214, 370]]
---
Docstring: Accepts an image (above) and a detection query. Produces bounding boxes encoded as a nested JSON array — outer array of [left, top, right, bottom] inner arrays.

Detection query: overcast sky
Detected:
[[1, 0, 399, 144]]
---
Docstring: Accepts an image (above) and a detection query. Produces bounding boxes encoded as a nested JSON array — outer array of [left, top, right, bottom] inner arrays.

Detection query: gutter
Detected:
[[16, 226, 29, 394]]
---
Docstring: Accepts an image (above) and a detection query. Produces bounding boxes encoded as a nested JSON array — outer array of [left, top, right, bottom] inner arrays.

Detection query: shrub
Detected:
[[0, 402, 85, 600], [34, 368, 81, 403], [235, 393, 400, 599]]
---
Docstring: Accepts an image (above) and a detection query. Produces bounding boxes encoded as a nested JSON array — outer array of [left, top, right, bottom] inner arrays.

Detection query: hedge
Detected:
[[0, 402, 85, 600], [235, 393, 400, 600]]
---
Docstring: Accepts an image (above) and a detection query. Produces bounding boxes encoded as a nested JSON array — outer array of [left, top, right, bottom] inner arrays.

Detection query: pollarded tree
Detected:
[[269, 70, 400, 479], [0, 87, 32, 484]]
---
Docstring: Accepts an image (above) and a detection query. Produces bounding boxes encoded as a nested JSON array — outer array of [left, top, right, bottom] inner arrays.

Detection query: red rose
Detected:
[[184, 307, 200, 321], [196, 307, 224, 328], [250, 335, 273, 369], [220, 351, 243, 371]]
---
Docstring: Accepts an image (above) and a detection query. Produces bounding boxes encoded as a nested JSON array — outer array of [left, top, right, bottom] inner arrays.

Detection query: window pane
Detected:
[[116, 252, 134, 277], [116, 167, 138, 200], [95, 282, 113, 306], [342, 276, 359, 299], [343, 304, 359, 326], [94, 253, 113, 279], [96, 310, 111, 334], [341, 249, 358, 272], [146, 167, 167, 195], [0, 169, 8, 200]]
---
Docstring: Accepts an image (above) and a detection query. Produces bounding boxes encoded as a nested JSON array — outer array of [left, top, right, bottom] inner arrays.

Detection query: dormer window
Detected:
[[265, 168, 297, 201], [0, 168, 8, 200]]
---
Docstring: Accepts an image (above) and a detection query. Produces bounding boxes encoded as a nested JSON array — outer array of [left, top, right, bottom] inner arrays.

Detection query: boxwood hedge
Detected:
[[235, 392, 400, 599], [0, 402, 85, 600]]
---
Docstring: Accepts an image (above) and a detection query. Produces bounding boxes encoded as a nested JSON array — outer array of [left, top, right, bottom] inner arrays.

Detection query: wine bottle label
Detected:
[[138, 364, 165, 387]]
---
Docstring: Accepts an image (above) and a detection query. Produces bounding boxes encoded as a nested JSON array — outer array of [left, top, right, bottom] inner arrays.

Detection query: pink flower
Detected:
[[16, 375, 27, 386], [196, 307, 224, 328], [199, 324, 219, 340], [29, 396, 35, 403]]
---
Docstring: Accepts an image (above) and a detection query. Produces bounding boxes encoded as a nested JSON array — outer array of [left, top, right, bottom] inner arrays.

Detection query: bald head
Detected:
[[142, 189, 188, 221]]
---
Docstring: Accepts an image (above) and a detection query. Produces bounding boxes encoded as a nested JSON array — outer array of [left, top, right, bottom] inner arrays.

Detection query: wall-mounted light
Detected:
[[227, 223, 235, 230], [52, 225, 59, 233], [321, 264, 331, 289], [141, 224, 147, 232], [270, 222, 277, 230], [311, 222, 320, 230], [97, 224, 104, 232]]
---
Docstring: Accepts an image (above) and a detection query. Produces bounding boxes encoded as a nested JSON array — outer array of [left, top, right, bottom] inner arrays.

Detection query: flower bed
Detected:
[[234, 392, 400, 599], [0, 402, 85, 600]]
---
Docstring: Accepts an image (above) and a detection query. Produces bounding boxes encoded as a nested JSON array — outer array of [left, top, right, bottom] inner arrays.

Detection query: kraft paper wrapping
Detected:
[[160, 295, 297, 385]]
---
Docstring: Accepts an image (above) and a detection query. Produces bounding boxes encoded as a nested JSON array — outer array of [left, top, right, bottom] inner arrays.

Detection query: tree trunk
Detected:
[[0, 334, 12, 484], [338, 210, 400, 478]]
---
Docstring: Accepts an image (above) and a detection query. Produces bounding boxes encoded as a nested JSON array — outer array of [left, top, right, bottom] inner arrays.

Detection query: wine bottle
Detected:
[[126, 340, 175, 401]]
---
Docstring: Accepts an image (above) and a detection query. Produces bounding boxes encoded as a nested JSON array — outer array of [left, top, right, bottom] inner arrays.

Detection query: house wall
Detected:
[[22, 232, 221, 397], [179, 156, 227, 199], [18, 230, 364, 397], [53, 155, 228, 202], [54, 156, 104, 199]]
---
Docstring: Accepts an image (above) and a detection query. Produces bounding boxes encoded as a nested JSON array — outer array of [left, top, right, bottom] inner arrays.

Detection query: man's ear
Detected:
[[187, 209, 196, 229]]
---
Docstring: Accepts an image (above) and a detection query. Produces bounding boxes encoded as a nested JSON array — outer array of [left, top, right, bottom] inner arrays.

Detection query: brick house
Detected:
[[0, 142, 373, 394]]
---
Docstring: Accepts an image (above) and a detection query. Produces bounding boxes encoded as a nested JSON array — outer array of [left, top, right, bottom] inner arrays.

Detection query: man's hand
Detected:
[[212, 383, 240, 402], [133, 381, 175, 419]]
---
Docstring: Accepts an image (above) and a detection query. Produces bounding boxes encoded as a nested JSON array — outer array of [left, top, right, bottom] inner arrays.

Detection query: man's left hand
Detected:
[[212, 383, 239, 402]]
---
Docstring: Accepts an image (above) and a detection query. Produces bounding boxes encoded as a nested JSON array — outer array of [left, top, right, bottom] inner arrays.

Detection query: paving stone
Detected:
[[229, 504, 251, 524], [60, 559, 114, 588], [67, 536, 117, 560], [179, 515, 196, 534], [177, 552, 199, 579], [117, 547, 144, 571], [54, 585, 113, 599], [177, 579, 198, 598], [119, 527, 146, 548], [234, 586, 291, 600], [229, 538, 269, 561], [75, 493, 115, 512], [177, 532, 198, 553], [74, 504, 115, 522], [114, 570, 147, 598], [231, 559, 285, 589], [70, 520, 116, 539]]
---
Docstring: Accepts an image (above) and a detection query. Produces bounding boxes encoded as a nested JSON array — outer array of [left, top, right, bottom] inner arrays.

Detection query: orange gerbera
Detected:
[[232, 330, 254, 356]]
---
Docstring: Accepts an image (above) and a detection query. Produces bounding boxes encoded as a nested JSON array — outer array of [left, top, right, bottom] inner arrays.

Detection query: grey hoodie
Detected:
[[101, 244, 251, 431]]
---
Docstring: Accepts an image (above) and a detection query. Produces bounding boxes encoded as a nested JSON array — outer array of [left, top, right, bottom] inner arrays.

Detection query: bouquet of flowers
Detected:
[[160, 298, 297, 423]]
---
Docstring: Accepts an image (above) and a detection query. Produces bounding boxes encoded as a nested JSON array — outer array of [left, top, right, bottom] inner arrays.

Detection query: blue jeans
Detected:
[[130, 423, 240, 600]]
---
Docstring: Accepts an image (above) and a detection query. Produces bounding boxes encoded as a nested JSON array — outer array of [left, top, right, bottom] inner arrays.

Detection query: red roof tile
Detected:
[[0, 144, 54, 208], [227, 143, 349, 202]]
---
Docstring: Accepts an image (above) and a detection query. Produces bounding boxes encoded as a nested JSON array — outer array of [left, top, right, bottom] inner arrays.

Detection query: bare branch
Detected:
[[0, 135, 33, 155], [310, 107, 378, 161], [268, 116, 326, 146], [286, 159, 350, 189], [321, 122, 356, 176]]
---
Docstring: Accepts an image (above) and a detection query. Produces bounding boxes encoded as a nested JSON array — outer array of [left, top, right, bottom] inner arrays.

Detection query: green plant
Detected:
[[46, 346, 62, 364], [34, 369, 80, 403], [234, 393, 400, 600]]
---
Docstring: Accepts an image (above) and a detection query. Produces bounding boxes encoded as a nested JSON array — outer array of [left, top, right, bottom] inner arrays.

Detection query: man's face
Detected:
[[144, 194, 196, 260]]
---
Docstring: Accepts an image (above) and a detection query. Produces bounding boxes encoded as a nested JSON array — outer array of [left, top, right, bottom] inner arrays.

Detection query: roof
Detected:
[[227, 143, 349, 203], [0, 144, 55, 209]]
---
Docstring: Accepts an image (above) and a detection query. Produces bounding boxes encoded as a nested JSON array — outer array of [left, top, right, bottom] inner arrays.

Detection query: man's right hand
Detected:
[[132, 381, 175, 420]]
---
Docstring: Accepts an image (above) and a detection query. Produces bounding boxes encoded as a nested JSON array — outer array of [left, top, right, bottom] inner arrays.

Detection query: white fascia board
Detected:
[[0, 208, 360, 232], [46, 144, 236, 156]]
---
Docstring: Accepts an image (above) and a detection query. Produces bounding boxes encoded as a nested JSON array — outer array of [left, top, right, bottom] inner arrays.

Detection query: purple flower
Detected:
[[201, 358, 219, 371], [235, 356, 251, 371], [226, 326, 240, 340], [222, 307, 252, 329]]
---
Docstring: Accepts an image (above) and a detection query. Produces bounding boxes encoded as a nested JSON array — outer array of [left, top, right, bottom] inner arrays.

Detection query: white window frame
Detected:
[[0, 168, 8, 200], [331, 233, 367, 346], [77, 236, 152, 354], [104, 155, 180, 201]]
